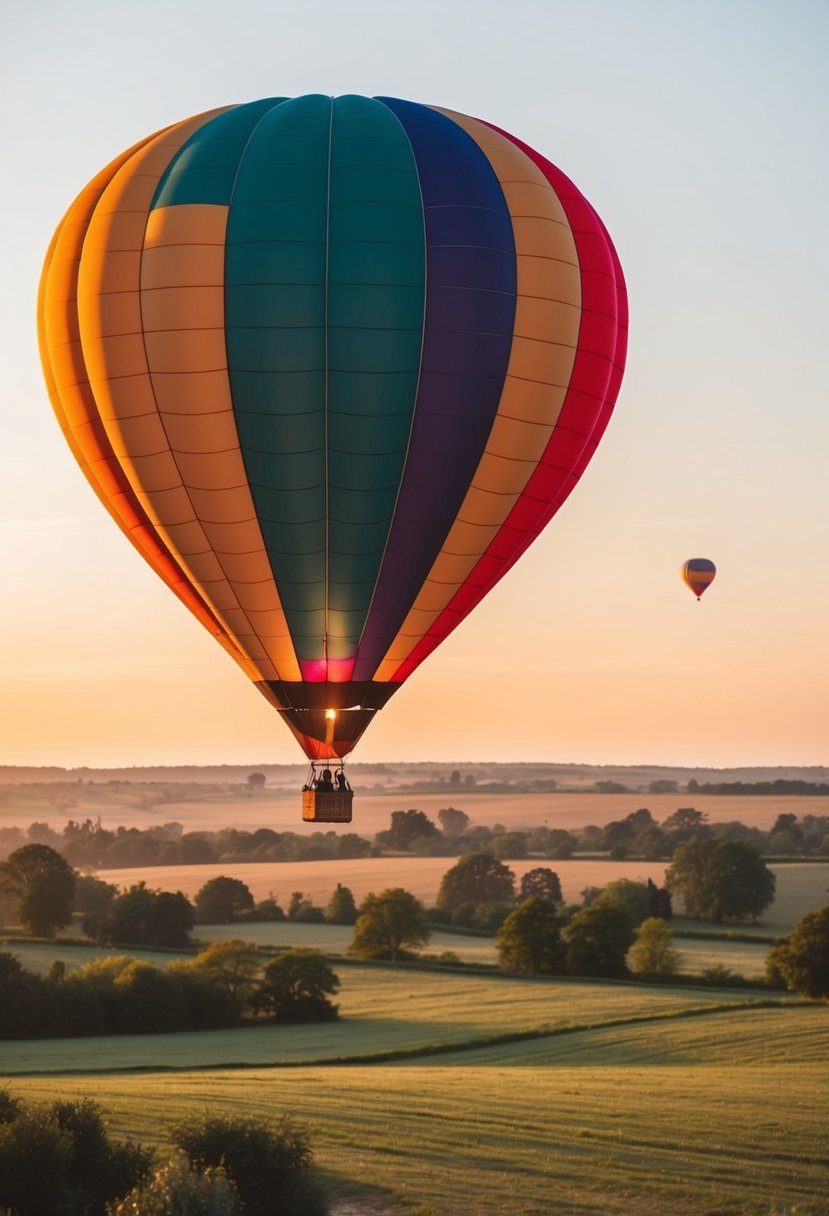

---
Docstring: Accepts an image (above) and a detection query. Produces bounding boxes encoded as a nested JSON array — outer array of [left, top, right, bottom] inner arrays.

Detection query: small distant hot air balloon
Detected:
[[38, 94, 628, 818], [681, 559, 716, 600]]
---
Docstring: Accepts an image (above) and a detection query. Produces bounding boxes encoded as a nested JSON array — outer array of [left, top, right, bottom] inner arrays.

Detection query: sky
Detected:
[[1, 0, 827, 770]]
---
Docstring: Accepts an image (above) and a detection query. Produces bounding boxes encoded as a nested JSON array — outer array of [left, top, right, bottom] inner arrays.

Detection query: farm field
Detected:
[[0, 913, 779, 984], [7, 996, 828, 1215], [93, 856, 829, 937], [3, 785, 828, 836], [0, 962, 791, 1076]]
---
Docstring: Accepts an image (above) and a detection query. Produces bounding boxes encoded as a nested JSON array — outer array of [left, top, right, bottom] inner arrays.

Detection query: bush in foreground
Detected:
[[171, 1113, 325, 1216], [107, 1153, 243, 1215], [0, 1092, 324, 1216], [0, 1091, 152, 1216]]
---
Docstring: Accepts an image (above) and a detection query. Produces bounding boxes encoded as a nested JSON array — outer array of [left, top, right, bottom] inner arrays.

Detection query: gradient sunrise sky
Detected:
[[1, 0, 827, 769]]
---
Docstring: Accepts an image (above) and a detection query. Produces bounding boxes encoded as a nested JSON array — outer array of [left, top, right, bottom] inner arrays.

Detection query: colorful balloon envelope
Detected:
[[38, 94, 628, 760], [681, 558, 716, 600]]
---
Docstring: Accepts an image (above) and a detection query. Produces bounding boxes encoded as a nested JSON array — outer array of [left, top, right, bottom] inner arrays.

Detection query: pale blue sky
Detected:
[[1, 0, 827, 767]]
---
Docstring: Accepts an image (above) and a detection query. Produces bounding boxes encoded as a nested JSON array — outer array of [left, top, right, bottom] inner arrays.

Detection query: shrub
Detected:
[[0, 1092, 152, 1216], [0, 1103, 71, 1215], [53, 1097, 153, 1212], [107, 1153, 242, 1215], [700, 964, 738, 985], [171, 1113, 325, 1216]]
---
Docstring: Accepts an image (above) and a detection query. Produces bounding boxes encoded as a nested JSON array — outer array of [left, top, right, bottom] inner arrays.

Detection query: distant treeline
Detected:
[[0, 823, 374, 868], [2, 804, 829, 870], [687, 779, 829, 796]]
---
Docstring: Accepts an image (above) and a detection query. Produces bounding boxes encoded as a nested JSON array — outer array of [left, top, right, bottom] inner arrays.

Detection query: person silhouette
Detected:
[[317, 768, 334, 793]]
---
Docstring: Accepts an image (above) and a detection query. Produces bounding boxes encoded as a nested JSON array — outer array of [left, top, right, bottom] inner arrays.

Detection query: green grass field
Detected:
[[2, 798, 827, 1214], [7, 987, 828, 1215], [1, 962, 791, 1076]]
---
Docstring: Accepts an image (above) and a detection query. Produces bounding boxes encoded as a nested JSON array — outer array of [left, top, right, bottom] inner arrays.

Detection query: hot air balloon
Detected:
[[38, 94, 628, 819], [682, 559, 716, 600]]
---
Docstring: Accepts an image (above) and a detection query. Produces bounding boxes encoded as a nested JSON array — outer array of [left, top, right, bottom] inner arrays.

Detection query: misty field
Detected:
[[8, 997, 828, 1215], [3, 783, 827, 837]]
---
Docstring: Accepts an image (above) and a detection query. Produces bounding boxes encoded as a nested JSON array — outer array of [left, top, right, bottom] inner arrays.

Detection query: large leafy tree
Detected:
[[565, 903, 635, 979], [496, 896, 565, 975], [436, 853, 515, 911], [252, 949, 340, 1022], [350, 888, 431, 962], [194, 876, 255, 924], [0, 844, 76, 937], [666, 838, 776, 923], [767, 904, 829, 999], [519, 867, 562, 903]]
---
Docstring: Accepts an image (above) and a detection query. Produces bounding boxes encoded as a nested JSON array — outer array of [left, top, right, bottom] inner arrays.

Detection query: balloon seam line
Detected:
[[351, 99, 429, 679]]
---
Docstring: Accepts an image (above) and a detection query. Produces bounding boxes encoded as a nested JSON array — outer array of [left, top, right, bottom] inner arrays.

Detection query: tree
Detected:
[[519, 867, 562, 904], [106, 883, 194, 946], [325, 883, 358, 925], [564, 903, 635, 978], [376, 809, 441, 851], [661, 806, 709, 849], [252, 949, 339, 1022], [647, 877, 673, 920], [766, 904, 829, 999], [666, 838, 776, 923], [194, 876, 255, 924], [73, 873, 117, 917], [247, 772, 267, 789], [436, 853, 515, 911], [490, 832, 527, 860], [350, 888, 431, 962], [0, 844, 76, 937], [629, 917, 680, 975], [0, 952, 48, 1038], [496, 897, 565, 975], [438, 807, 471, 837], [594, 878, 652, 926], [187, 940, 261, 1014], [287, 891, 325, 923]]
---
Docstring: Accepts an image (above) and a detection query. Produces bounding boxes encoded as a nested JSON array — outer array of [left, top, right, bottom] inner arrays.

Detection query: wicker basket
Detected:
[[301, 789, 354, 823]]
